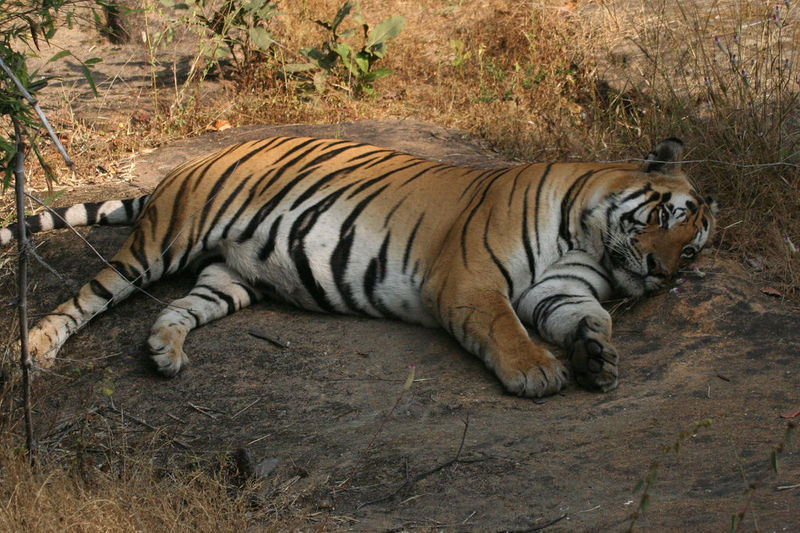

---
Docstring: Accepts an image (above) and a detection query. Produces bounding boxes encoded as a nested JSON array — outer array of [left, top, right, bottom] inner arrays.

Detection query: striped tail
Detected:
[[0, 195, 150, 247]]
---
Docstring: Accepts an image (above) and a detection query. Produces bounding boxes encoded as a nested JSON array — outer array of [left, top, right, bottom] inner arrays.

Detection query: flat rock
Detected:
[[3, 121, 798, 531]]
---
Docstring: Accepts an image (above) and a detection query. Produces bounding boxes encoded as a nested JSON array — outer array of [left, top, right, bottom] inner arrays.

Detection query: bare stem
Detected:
[[12, 116, 35, 460]]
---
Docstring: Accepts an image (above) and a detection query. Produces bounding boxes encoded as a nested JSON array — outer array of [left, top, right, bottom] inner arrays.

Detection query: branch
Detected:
[[0, 56, 73, 169], [12, 116, 35, 459]]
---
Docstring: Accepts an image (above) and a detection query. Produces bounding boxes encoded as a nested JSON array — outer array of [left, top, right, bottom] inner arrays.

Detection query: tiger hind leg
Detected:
[[147, 263, 262, 377]]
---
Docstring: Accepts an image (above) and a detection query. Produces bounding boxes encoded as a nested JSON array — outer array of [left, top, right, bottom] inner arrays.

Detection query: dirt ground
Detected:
[[2, 121, 798, 531]]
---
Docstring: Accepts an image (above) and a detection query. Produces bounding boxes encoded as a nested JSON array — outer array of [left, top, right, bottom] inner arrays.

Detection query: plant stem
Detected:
[[12, 116, 35, 460]]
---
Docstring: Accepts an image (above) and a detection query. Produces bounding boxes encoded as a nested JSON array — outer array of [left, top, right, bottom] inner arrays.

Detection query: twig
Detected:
[[188, 401, 218, 419], [318, 365, 416, 531], [106, 403, 191, 450], [247, 329, 289, 348], [776, 483, 800, 491], [12, 116, 35, 460], [230, 396, 262, 420], [508, 513, 569, 532], [0, 56, 73, 168], [357, 415, 485, 509]]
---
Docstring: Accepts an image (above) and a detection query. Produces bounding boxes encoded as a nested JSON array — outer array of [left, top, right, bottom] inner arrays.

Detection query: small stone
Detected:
[[253, 457, 279, 479]]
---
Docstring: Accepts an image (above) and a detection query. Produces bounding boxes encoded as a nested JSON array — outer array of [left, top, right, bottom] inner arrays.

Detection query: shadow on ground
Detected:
[[2, 121, 798, 531]]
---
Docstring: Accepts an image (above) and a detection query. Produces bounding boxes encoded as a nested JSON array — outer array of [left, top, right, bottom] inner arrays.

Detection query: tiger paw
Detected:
[[570, 316, 618, 392], [27, 326, 59, 369], [147, 328, 189, 377], [495, 350, 569, 398]]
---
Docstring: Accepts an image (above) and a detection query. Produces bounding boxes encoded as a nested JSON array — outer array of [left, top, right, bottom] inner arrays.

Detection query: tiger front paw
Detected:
[[147, 328, 189, 377], [496, 350, 569, 398], [570, 316, 618, 392]]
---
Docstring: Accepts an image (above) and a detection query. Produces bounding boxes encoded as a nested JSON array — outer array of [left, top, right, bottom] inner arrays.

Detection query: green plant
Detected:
[[449, 38, 471, 68], [178, 0, 280, 74], [0, 0, 101, 188], [288, 1, 405, 96]]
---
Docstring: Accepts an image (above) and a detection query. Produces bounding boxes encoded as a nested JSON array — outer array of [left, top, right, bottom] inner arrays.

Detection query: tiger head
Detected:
[[600, 138, 719, 297]]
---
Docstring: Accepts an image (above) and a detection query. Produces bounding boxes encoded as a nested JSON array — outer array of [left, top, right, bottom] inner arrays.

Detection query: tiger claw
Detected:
[[147, 328, 189, 377], [570, 317, 618, 392], [497, 351, 570, 398]]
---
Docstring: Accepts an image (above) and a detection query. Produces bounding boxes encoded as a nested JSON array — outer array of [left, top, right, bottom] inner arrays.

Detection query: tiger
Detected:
[[0, 136, 717, 398]]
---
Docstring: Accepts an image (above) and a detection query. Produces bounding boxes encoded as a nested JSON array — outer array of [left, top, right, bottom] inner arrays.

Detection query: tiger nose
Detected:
[[646, 254, 667, 277]]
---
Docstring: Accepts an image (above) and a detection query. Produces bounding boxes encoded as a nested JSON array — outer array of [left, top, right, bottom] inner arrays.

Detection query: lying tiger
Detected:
[[0, 136, 717, 398]]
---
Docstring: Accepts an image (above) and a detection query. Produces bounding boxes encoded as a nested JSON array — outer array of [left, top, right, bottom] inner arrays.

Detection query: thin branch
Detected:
[[12, 116, 35, 459], [0, 56, 73, 169]]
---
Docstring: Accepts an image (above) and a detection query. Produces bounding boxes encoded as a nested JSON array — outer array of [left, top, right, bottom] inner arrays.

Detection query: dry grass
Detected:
[[0, 447, 254, 532], [1, 0, 799, 528], [8, 0, 798, 294]]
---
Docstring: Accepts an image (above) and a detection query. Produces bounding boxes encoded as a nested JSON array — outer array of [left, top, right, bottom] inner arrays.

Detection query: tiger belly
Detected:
[[219, 228, 438, 327]]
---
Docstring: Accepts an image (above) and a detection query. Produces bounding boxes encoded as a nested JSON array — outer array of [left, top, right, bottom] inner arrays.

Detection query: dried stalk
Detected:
[[12, 116, 35, 459]]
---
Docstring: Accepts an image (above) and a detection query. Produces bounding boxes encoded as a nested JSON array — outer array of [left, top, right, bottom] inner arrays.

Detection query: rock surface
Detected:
[[3, 121, 798, 531]]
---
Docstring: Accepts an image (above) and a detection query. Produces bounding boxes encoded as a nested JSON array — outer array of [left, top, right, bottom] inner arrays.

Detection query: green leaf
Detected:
[[47, 50, 71, 63], [730, 513, 739, 532], [80, 63, 98, 97], [353, 51, 369, 73], [369, 67, 392, 79], [333, 43, 352, 61], [282, 62, 316, 73], [331, 1, 354, 34], [640, 493, 650, 516], [770, 449, 779, 473], [366, 15, 405, 58], [248, 27, 274, 51]]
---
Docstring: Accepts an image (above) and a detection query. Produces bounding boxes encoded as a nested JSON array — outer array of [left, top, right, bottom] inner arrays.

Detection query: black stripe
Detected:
[[483, 214, 513, 296], [399, 163, 446, 188], [84, 202, 100, 224], [233, 281, 259, 303], [459, 170, 508, 266], [192, 292, 219, 304], [364, 232, 400, 320], [522, 183, 536, 284], [257, 216, 282, 261], [507, 165, 529, 208], [402, 214, 424, 273], [382, 194, 410, 227], [289, 187, 355, 312], [89, 279, 113, 301], [330, 226, 359, 312], [206, 286, 236, 313], [534, 164, 554, 255], [530, 294, 590, 332], [345, 160, 422, 200], [458, 168, 497, 201], [559, 262, 612, 286], [290, 161, 368, 209], [559, 170, 596, 250], [535, 273, 600, 299], [123, 198, 135, 221]]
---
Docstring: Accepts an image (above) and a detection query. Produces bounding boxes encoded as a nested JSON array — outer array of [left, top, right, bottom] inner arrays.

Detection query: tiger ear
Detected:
[[643, 137, 684, 175], [706, 196, 720, 216]]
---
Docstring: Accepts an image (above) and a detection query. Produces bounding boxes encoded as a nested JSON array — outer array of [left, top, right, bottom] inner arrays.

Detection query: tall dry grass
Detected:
[[0, 446, 257, 532]]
